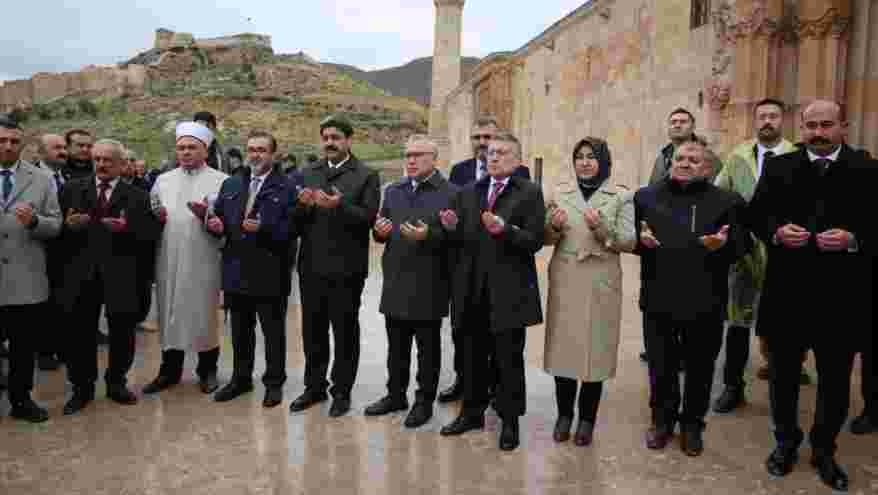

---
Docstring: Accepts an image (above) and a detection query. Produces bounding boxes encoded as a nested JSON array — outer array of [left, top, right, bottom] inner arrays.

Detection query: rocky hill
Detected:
[[325, 56, 481, 106], [7, 29, 427, 177]]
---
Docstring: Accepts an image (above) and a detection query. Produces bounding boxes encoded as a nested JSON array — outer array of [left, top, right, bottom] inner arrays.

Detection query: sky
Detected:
[[0, 0, 588, 82]]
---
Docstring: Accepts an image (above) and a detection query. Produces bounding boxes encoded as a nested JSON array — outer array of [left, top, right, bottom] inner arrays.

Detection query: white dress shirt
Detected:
[[756, 142, 786, 179], [328, 155, 351, 169]]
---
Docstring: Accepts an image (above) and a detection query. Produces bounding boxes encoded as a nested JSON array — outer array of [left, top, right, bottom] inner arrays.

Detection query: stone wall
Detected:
[[0, 65, 148, 111], [846, 0, 878, 155]]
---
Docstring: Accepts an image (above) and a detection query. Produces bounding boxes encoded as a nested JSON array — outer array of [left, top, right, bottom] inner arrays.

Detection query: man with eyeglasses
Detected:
[[749, 100, 876, 491], [439, 132, 545, 451], [440, 115, 530, 404]]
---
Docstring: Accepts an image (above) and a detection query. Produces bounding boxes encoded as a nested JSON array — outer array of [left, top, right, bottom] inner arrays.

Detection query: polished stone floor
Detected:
[[1, 251, 876, 495]]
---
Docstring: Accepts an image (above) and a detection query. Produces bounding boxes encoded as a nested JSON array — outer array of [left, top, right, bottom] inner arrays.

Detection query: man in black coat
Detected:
[[439, 132, 545, 451], [208, 131, 293, 409], [441, 115, 530, 404], [749, 100, 875, 492], [58, 139, 161, 415], [364, 135, 457, 428], [634, 137, 750, 457], [62, 129, 95, 181], [288, 115, 381, 418]]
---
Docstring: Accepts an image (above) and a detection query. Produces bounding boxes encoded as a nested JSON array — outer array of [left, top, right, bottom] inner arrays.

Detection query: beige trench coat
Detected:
[[543, 180, 635, 382]]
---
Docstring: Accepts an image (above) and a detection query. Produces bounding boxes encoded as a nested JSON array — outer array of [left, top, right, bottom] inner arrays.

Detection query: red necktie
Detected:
[[488, 181, 505, 211]]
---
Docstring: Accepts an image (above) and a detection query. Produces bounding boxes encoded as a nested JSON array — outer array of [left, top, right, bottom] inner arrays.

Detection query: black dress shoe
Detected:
[[289, 389, 328, 413], [199, 374, 219, 394], [574, 420, 594, 447], [552, 416, 573, 443], [214, 381, 254, 402], [440, 414, 484, 436], [11, 398, 49, 423], [639, 352, 648, 363], [499, 418, 520, 451], [364, 395, 408, 416], [437, 379, 463, 403], [107, 384, 138, 405], [329, 397, 351, 417], [850, 412, 878, 435], [96, 331, 109, 346], [810, 452, 849, 491], [0, 373, 7, 390], [713, 386, 745, 413], [765, 446, 799, 477], [0, 341, 8, 357], [680, 424, 704, 457], [142, 375, 179, 394], [63, 393, 94, 416], [646, 425, 672, 450], [263, 387, 283, 408], [37, 354, 61, 371], [404, 402, 433, 428]]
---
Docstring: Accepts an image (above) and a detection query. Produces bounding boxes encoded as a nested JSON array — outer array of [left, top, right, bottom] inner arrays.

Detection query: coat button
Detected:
[[1, 258, 8, 264]]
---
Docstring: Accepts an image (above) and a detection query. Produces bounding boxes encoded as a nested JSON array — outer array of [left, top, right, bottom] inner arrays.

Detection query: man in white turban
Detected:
[[143, 122, 229, 394]]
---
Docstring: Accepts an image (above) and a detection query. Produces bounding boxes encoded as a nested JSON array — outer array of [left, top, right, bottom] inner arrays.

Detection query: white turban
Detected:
[[175, 121, 214, 148]]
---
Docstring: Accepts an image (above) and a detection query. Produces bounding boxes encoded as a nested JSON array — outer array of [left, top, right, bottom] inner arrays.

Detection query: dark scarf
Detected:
[[573, 138, 612, 202]]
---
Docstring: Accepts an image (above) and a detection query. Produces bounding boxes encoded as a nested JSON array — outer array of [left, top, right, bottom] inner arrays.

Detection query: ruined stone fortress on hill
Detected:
[[0, 29, 274, 112]]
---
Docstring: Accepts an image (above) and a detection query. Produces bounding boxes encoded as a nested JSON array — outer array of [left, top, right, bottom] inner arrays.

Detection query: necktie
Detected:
[[1, 170, 12, 204], [814, 158, 831, 177], [487, 181, 505, 211], [763, 150, 775, 161], [53, 172, 64, 194], [246, 177, 262, 216], [97, 181, 111, 218], [478, 161, 487, 181]]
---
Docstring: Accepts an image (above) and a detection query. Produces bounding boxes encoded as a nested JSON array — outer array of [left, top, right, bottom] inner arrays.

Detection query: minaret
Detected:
[[429, 0, 465, 164]]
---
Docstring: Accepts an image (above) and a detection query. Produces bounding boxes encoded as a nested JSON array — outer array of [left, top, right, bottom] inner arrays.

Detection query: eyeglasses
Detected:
[[471, 134, 494, 140], [803, 121, 838, 130]]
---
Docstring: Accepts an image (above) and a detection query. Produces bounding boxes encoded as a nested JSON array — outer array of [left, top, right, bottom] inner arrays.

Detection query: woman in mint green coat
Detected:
[[543, 137, 635, 446]]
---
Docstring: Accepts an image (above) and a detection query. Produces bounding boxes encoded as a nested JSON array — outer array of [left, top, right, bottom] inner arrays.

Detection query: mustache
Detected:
[[809, 137, 832, 146], [324, 145, 339, 152], [760, 124, 777, 132]]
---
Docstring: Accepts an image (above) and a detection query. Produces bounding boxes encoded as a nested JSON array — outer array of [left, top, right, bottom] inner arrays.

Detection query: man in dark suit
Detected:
[[58, 139, 161, 415], [208, 131, 293, 408], [364, 135, 457, 428], [439, 131, 545, 451], [440, 115, 530, 404], [289, 115, 381, 417], [749, 100, 875, 492]]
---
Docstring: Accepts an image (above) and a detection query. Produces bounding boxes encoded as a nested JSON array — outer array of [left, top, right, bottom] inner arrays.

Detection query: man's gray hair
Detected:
[[472, 114, 499, 129], [93, 139, 127, 160], [405, 134, 439, 158], [491, 131, 522, 158]]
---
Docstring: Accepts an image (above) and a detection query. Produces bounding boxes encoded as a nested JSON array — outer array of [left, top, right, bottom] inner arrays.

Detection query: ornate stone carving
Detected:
[[707, 75, 732, 111], [711, 0, 734, 76], [795, 8, 852, 41]]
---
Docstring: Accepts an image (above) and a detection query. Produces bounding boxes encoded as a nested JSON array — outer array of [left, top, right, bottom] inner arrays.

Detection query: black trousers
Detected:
[[863, 345, 876, 419], [38, 300, 62, 359], [66, 274, 136, 393], [0, 304, 39, 403], [769, 333, 857, 453], [300, 273, 365, 398], [555, 378, 603, 423], [722, 325, 751, 388], [225, 292, 287, 388], [451, 323, 500, 392], [159, 347, 220, 382], [644, 312, 723, 429], [642, 312, 680, 420], [460, 301, 526, 419], [385, 316, 441, 403]]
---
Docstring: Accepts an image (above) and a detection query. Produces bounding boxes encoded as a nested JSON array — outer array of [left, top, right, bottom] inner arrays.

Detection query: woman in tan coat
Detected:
[[543, 137, 635, 446]]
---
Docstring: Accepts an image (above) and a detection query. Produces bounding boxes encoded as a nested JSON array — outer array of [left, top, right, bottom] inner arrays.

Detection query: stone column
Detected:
[[429, 0, 465, 166], [795, 0, 852, 112], [845, 0, 878, 154]]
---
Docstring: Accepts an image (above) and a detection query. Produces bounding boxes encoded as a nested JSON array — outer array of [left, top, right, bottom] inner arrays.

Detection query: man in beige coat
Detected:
[[0, 114, 62, 422]]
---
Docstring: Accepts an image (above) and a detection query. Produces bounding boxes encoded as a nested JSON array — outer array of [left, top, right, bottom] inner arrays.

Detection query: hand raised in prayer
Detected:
[[315, 187, 342, 209], [699, 224, 729, 252], [816, 228, 852, 252], [549, 207, 568, 231], [400, 220, 429, 241], [187, 200, 209, 220], [65, 208, 91, 229], [373, 217, 393, 240], [101, 216, 128, 233], [297, 187, 316, 207], [206, 215, 224, 235], [439, 209, 458, 230], [153, 206, 168, 224], [776, 223, 810, 248], [584, 208, 604, 231], [241, 217, 260, 233], [639, 220, 660, 249], [14, 203, 35, 227], [481, 211, 505, 236]]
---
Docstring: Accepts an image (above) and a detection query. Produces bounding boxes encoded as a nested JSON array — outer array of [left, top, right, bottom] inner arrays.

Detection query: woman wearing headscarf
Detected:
[[543, 137, 635, 446]]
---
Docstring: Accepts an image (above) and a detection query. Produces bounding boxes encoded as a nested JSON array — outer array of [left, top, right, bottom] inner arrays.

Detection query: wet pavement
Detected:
[[1, 248, 875, 494]]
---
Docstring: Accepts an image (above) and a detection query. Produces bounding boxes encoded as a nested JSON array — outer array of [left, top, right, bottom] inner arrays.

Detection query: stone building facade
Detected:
[[438, 0, 877, 188]]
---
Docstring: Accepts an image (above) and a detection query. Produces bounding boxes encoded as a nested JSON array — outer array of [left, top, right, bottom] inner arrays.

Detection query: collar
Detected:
[[757, 141, 786, 156], [96, 176, 120, 188], [489, 176, 510, 189], [0, 161, 20, 175], [182, 163, 207, 176], [807, 146, 842, 163], [410, 170, 437, 188], [251, 169, 270, 180], [328, 155, 351, 169]]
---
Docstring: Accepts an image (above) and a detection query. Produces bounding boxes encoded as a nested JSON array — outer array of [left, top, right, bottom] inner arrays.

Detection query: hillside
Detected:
[[8, 32, 427, 178], [325, 56, 481, 106]]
